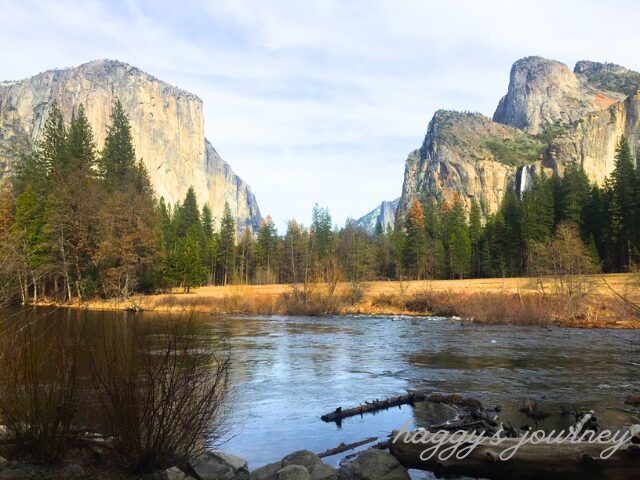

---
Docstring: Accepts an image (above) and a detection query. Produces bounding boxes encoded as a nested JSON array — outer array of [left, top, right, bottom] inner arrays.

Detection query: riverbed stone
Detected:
[[337, 449, 409, 480], [60, 464, 86, 478], [192, 452, 250, 480], [162, 466, 185, 480], [0, 466, 36, 480], [250, 462, 281, 480], [216, 452, 249, 471], [310, 463, 337, 480], [281, 451, 321, 472], [277, 465, 310, 480]]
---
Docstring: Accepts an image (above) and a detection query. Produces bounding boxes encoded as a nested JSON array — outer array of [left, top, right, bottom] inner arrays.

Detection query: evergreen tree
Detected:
[[175, 187, 201, 234], [217, 202, 236, 285], [66, 105, 96, 171], [283, 220, 308, 283], [38, 101, 67, 175], [310, 204, 334, 281], [100, 100, 137, 190], [609, 136, 638, 269], [442, 200, 471, 279], [469, 199, 482, 277], [255, 216, 279, 284], [559, 161, 591, 229], [521, 171, 554, 245], [237, 227, 254, 284]]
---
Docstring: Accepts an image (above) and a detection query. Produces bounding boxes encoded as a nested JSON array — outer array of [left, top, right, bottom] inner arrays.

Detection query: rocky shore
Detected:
[[0, 448, 410, 480]]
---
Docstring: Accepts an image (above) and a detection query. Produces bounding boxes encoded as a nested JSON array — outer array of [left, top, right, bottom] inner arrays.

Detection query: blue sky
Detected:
[[2, 0, 640, 230]]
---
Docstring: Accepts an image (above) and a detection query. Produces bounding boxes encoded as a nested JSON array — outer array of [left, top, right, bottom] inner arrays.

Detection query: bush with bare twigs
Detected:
[[0, 314, 81, 462], [88, 315, 231, 472]]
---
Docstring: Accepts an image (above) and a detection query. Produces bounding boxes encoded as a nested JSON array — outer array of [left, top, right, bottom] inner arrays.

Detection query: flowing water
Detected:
[[2, 307, 639, 476]]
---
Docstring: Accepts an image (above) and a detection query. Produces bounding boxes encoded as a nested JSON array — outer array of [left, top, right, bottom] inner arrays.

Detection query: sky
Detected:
[[2, 0, 640, 230]]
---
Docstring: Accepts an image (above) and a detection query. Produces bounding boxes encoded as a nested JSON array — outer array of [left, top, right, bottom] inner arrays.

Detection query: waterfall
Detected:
[[516, 164, 535, 198]]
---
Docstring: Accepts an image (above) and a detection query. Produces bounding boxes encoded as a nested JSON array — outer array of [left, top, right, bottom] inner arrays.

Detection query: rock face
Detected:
[[398, 56, 640, 222], [353, 198, 399, 234], [493, 56, 625, 134], [0, 59, 261, 233]]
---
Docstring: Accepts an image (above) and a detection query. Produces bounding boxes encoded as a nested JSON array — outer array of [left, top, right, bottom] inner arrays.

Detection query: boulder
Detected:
[[60, 464, 86, 478], [277, 465, 310, 480], [337, 449, 409, 480], [250, 462, 281, 480], [0, 458, 7, 471], [215, 452, 249, 472], [281, 451, 321, 472], [0, 466, 36, 480], [163, 466, 186, 480], [309, 463, 337, 480], [192, 452, 250, 480]]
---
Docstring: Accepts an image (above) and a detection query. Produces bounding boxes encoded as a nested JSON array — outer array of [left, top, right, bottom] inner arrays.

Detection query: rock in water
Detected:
[[250, 451, 336, 480], [0, 60, 261, 234], [337, 449, 409, 480], [162, 467, 186, 480], [277, 465, 311, 480], [60, 464, 86, 478], [281, 451, 322, 472], [192, 452, 250, 480]]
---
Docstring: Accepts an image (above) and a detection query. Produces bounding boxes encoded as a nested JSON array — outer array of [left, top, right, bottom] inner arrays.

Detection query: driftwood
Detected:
[[320, 392, 426, 423], [390, 427, 640, 480], [317, 436, 378, 458]]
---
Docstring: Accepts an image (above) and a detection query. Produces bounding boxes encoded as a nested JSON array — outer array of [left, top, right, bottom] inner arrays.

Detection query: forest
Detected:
[[0, 102, 639, 303]]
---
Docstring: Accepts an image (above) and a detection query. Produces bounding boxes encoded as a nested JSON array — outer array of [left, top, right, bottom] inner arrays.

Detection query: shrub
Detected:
[[0, 313, 81, 462], [88, 315, 231, 472], [277, 285, 343, 315]]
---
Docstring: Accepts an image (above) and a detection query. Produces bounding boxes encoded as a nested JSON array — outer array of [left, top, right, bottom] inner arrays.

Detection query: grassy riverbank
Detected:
[[43, 273, 640, 328]]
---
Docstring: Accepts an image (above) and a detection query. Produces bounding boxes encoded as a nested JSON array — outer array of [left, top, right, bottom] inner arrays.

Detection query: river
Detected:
[[2, 307, 639, 477]]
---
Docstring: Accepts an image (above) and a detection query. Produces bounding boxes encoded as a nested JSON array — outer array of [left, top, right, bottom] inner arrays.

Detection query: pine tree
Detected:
[[255, 216, 279, 284], [38, 101, 68, 175], [609, 136, 638, 269], [310, 204, 333, 281], [237, 227, 254, 284], [175, 187, 201, 234], [100, 100, 137, 191], [559, 161, 591, 229], [469, 199, 482, 277], [521, 171, 554, 244], [67, 105, 96, 172], [217, 202, 236, 285], [283, 220, 308, 283], [442, 200, 471, 279]]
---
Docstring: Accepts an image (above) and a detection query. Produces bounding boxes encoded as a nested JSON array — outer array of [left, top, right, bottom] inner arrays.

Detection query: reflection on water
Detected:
[[2, 307, 639, 477]]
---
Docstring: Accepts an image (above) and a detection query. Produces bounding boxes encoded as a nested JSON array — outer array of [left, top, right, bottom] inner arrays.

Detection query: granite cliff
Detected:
[[397, 56, 640, 223], [353, 198, 399, 234], [0, 60, 261, 233]]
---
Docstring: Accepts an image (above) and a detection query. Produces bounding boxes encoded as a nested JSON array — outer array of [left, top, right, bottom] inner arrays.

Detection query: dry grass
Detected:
[[49, 274, 640, 328]]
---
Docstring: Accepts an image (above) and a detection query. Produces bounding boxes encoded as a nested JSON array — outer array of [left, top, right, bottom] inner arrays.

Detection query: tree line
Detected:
[[1, 103, 639, 303]]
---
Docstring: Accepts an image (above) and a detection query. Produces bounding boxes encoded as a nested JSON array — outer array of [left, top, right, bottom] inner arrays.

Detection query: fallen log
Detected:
[[390, 427, 640, 480], [320, 392, 426, 423], [317, 436, 378, 458]]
